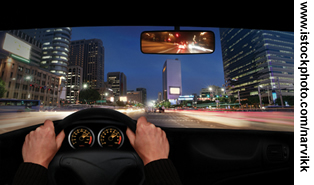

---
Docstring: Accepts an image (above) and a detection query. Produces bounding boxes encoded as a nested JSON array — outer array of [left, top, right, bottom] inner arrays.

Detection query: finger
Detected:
[[55, 130, 65, 150], [36, 126, 42, 132], [126, 127, 135, 147], [29, 131, 34, 137], [44, 119, 54, 129], [137, 116, 149, 128]]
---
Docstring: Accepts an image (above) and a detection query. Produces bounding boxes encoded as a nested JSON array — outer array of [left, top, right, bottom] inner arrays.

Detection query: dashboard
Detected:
[[62, 119, 131, 151]]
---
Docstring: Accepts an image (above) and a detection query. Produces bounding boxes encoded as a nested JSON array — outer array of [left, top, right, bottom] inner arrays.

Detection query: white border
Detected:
[[294, 0, 314, 184]]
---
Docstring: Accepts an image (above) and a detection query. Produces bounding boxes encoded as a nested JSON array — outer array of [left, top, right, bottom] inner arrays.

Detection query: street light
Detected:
[[83, 84, 88, 89]]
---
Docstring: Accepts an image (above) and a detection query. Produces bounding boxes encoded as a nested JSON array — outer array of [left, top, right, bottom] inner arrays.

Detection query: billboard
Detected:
[[119, 96, 127, 102], [3, 33, 31, 59], [169, 87, 181, 95]]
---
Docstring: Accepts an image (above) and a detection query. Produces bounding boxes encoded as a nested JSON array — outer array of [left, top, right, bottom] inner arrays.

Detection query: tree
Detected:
[[79, 89, 101, 104], [156, 100, 171, 108], [217, 96, 228, 103], [228, 95, 237, 103], [116, 100, 126, 106], [0, 78, 6, 98], [163, 100, 171, 108]]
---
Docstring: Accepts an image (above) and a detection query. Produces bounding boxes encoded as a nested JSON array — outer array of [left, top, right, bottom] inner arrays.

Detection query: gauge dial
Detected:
[[98, 127, 124, 149], [68, 127, 95, 149]]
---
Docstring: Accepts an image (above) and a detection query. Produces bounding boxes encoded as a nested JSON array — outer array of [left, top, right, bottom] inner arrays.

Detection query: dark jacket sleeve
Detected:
[[12, 159, 183, 185], [144, 159, 183, 185], [12, 163, 48, 185]]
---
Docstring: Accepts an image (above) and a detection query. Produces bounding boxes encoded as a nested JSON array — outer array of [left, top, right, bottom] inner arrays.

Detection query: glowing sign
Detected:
[[119, 96, 127, 102], [178, 95, 194, 100], [170, 87, 180, 95], [3, 33, 31, 59]]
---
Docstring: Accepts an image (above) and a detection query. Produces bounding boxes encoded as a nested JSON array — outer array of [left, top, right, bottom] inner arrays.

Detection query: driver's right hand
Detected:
[[126, 116, 169, 166]]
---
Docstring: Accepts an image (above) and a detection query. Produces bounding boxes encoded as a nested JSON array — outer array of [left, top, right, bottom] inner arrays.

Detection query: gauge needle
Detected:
[[79, 133, 88, 141], [110, 132, 117, 138], [82, 133, 88, 138]]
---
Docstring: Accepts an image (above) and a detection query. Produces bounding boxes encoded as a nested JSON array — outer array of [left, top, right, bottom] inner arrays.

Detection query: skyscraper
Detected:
[[136, 88, 147, 105], [107, 72, 127, 97], [220, 28, 294, 103], [162, 59, 182, 104], [19, 28, 72, 77], [66, 65, 83, 104], [68, 39, 105, 89]]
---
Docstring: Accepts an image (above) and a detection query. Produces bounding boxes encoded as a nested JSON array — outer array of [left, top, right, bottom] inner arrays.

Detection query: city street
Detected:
[[0, 109, 293, 134], [141, 40, 213, 54]]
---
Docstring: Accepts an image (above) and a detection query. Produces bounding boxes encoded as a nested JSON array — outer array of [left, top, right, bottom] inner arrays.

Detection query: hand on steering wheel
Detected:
[[126, 116, 169, 166]]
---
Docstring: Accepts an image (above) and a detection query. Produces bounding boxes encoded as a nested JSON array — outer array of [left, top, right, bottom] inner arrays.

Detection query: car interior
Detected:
[[0, 9, 294, 185]]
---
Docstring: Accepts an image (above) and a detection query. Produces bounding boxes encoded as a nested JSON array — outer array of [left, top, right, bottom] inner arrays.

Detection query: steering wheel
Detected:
[[48, 108, 145, 185]]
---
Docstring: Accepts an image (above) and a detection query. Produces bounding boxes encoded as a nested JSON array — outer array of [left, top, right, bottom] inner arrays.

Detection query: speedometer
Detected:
[[68, 126, 95, 149], [98, 126, 124, 149]]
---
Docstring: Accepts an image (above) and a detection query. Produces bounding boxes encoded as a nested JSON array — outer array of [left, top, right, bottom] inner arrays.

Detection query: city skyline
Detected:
[[0, 26, 294, 105], [70, 26, 225, 102]]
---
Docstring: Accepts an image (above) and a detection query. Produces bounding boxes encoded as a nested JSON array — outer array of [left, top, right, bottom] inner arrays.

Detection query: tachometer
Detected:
[[68, 126, 95, 149], [98, 126, 124, 149]]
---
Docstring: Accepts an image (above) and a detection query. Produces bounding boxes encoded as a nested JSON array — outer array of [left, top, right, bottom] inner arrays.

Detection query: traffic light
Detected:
[[175, 33, 179, 37]]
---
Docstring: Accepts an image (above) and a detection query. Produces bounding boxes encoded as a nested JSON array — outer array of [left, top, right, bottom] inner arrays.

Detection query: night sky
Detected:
[[70, 26, 225, 102]]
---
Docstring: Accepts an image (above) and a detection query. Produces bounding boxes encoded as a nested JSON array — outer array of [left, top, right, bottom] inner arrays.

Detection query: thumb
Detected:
[[126, 127, 136, 147], [55, 130, 65, 150]]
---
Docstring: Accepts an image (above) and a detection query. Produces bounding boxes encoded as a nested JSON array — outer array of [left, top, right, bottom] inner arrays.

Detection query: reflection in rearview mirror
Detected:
[[141, 31, 215, 54]]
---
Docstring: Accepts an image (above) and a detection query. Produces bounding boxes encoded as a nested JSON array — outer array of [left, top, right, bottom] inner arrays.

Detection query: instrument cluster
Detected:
[[68, 125, 125, 149]]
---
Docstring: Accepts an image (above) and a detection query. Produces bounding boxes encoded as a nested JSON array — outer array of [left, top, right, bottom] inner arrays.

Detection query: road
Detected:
[[0, 109, 293, 134], [141, 40, 213, 54]]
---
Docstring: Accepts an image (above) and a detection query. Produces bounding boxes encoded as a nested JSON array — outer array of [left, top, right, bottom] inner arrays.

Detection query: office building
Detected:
[[127, 90, 143, 104], [68, 39, 104, 89], [158, 92, 162, 102], [0, 32, 61, 106], [66, 66, 83, 104], [136, 87, 147, 105], [19, 28, 72, 77], [107, 72, 127, 98], [162, 59, 182, 104], [220, 28, 294, 102]]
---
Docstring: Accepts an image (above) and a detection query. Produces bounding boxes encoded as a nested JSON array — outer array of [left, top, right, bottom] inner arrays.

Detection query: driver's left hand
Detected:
[[22, 120, 65, 169]]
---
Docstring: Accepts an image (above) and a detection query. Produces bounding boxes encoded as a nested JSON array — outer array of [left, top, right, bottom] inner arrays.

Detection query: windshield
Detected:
[[0, 26, 293, 134]]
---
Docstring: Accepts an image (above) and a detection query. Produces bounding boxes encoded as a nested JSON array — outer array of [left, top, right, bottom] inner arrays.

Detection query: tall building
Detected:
[[136, 87, 147, 105], [0, 32, 61, 106], [68, 39, 104, 89], [220, 28, 294, 103], [107, 72, 127, 97], [19, 28, 72, 77], [162, 59, 182, 104], [66, 66, 83, 104], [5, 30, 43, 67], [158, 92, 162, 102]]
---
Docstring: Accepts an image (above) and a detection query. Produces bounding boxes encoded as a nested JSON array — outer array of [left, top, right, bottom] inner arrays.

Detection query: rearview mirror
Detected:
[[141, 31, 215, 54]]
